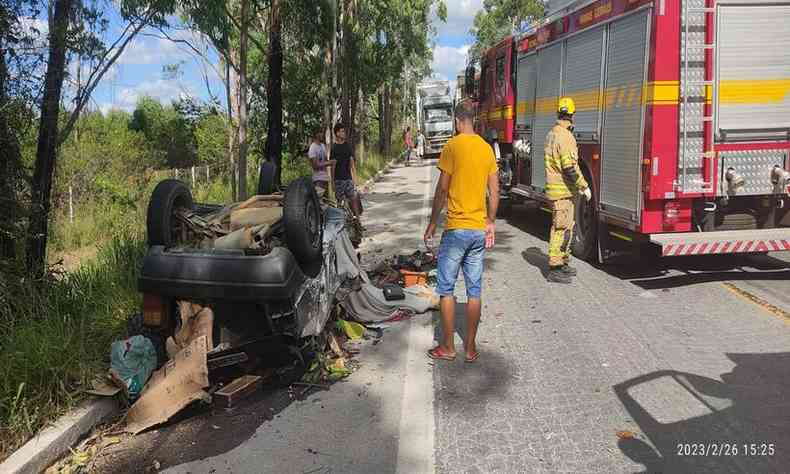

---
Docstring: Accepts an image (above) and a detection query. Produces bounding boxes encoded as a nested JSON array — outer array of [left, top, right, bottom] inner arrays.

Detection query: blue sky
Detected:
[[430, 0, 482, 86], [73, 0, 483, 113]]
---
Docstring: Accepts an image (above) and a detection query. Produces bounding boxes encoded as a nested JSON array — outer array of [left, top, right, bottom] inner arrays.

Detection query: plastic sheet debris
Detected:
[[109, 335, 157, 401], [336, 320, 365, 340]]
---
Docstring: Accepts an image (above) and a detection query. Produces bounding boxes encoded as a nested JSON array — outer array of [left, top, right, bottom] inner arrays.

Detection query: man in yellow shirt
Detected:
[[423, 100, 499, 363]]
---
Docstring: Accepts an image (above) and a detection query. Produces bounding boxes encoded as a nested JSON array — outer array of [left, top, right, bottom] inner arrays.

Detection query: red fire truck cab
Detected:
[[465, 0, 790, 261]]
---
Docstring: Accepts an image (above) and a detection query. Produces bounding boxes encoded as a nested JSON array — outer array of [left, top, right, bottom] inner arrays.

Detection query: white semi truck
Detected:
[[416, 79, 454, 157]]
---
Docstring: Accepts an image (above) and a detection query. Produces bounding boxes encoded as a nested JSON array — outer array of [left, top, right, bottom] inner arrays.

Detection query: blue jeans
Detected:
[[436, 230, 486, 299]]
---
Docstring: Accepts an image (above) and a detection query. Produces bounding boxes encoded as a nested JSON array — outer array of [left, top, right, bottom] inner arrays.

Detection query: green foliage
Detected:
[[129, 96, 199, 169], [194, 112, 230, 167], [470, 0, 545, 58], [0, 238, 146, 459]]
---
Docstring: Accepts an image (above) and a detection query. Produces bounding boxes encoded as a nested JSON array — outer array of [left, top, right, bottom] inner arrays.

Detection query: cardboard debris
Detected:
[[167, 302, 214, 359], [125, 335, 210, 434], [85, 375, 122, 397]]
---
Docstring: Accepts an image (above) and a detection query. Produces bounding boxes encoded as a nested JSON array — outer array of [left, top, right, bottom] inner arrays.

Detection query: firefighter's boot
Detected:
[[547, 266, 572, 284], [560, 263, 577, 276]]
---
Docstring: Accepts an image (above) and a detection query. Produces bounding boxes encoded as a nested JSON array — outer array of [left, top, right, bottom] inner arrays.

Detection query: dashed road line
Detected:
[[722, 282, 790, 324]]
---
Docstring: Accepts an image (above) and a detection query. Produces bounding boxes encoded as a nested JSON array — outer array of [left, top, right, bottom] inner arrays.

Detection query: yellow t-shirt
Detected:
[[437, 133, 498, 231]]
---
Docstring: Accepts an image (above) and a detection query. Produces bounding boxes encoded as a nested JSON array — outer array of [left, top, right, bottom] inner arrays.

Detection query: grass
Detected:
[[0, 237, 146, 461], [356, 149, 391, 183]]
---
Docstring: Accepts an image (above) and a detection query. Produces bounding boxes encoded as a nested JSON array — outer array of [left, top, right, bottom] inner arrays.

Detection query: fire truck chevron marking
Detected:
[[660, 238, 790, 256]]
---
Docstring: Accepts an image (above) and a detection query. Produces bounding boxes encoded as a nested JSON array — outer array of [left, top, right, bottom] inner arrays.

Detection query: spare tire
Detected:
[[258, 161, 277, 195], [283, 177, 323, 271], [147, 179, 194, 247]]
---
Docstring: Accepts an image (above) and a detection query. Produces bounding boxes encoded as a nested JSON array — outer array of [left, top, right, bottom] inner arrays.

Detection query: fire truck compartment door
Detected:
[[531, 42, 564, 191], [600, 9, 650, 221], [715, 3, 790, 141], [515, 53, 537, 130], [563, 24, 604, 139]]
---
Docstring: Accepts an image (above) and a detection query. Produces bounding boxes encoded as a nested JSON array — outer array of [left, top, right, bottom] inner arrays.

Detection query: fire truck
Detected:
[[464, 0, 790, 262]]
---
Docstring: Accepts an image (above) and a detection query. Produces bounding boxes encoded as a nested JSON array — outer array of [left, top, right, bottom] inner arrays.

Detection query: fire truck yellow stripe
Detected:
[[483, 105, 515, 121], [645, 81, 679, 104], [718, 79, 790, 104], [502, 79, 789, 119]]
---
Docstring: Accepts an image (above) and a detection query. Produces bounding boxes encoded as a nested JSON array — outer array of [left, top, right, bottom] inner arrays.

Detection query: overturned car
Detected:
[[136, 177, 362, 375]]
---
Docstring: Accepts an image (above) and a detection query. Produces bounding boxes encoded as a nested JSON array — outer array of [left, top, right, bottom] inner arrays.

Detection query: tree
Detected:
[[26, 0, 74, 273], [469, 0, 543, 59], [24, 0, 175, 275], [129, 96, 198, 169], [263, 0, 283, 187]]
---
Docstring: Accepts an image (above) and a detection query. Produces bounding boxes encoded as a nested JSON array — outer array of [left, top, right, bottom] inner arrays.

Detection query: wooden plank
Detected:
[[213, 375, 262, 409]]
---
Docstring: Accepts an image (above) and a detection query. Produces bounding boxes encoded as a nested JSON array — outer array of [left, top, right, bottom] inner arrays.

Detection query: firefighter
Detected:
[[544, 97, 592, 283]]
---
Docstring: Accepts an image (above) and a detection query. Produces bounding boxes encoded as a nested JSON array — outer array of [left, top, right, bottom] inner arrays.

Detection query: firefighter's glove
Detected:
[[581, 187, 592, 202]]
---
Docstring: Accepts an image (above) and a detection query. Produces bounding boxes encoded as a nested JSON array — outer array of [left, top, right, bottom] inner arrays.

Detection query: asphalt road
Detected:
[[92, 159, 790, 474]]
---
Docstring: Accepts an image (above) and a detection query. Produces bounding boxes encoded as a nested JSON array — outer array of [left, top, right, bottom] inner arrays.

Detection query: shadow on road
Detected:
[[521, 246, 550, 279], [615, 352, 790, 473], [431, 303, 511, 404]]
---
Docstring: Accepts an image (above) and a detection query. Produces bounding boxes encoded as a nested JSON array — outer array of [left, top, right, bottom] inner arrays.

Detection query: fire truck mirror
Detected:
[[464, 64, 476, 98]]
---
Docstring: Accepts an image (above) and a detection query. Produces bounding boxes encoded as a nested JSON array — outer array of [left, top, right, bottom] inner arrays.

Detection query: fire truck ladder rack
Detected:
[[678, 0, 715, 194]]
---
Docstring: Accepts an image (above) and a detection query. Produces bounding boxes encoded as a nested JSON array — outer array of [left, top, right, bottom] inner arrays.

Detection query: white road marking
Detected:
[[395, 163, 437, 474]]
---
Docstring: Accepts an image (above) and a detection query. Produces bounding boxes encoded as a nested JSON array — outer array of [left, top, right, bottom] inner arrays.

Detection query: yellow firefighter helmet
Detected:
[[558, 97, 576, 115]]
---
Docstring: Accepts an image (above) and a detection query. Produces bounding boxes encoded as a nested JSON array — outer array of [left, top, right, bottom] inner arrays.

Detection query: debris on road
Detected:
[[85, 375, 122, 398], [213, 375, 263, 409], [124, 336, 211, 434], [166, 302, 214, 359], [616, 430, 637, 440], [336, 319, 365, 340], [109, 335, 157, 402]]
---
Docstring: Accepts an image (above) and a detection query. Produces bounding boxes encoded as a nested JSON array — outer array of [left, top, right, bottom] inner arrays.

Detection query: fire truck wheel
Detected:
[[497, 199, 512, 218], [572, 173, 597, 262]]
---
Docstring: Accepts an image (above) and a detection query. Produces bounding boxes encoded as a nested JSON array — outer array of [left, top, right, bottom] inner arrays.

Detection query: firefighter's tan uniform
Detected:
[[544, 119, 589, 268]]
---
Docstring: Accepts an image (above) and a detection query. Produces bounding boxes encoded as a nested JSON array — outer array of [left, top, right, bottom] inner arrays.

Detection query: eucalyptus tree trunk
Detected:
[[264, 0, 284, 187], [27, 0, 73, 275]]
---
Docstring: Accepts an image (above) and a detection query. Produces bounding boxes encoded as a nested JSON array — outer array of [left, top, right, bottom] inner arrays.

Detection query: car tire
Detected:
[[497, 199, 512, 218], [284, 177, 323, 271], [147, 179, 194, 247], [258, 161, 277, 195]]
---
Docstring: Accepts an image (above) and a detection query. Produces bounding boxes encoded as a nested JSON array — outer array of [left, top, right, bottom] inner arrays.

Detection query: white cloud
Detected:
[[432, 0, 484, 39], [431, 44, 470, 82], [99, 78, 195, 113], [119, 29, 210, 66]]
